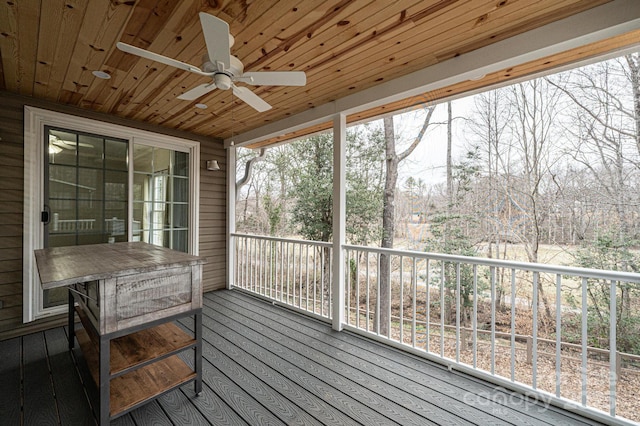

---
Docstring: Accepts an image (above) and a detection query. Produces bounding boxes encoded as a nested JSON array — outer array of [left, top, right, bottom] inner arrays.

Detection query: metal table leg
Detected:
[[195, 312, 203, 395], [99, 334, 110, 425], [68, 289, 75, 350]]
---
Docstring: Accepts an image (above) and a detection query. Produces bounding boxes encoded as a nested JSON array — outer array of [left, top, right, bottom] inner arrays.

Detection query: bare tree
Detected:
[[507, 79, 565, 320], [547, 55, 640, 239]]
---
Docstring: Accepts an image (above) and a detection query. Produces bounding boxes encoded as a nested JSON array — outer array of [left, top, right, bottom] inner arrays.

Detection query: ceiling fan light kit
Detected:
[[116, 12, 306, 112]]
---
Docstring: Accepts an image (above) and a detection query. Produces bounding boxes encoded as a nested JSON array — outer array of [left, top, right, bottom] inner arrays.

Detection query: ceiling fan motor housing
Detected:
[[203, 54, 244, 90]]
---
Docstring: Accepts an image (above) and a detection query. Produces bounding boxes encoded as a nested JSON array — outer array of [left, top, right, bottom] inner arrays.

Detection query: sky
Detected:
[[360, 96, 476, 186]]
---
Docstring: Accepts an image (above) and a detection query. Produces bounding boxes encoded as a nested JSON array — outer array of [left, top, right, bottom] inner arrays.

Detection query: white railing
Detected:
[[52, 217, 95, 232], [232, 233, 333, 320], [232, 233, 640, 424], [343, 244, 640, 425]]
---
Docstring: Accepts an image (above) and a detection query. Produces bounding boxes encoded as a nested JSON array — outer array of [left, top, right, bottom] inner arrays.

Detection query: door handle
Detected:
[[41, 205, 51, 225]]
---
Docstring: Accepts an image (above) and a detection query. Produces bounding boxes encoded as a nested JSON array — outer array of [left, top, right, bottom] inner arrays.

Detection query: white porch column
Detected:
[[227, 145, 236, 290], [332, 113, 346, 331]]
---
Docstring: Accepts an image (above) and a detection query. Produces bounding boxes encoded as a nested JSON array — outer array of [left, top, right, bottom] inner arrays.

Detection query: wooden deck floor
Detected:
[[0, 289, 604, 425]]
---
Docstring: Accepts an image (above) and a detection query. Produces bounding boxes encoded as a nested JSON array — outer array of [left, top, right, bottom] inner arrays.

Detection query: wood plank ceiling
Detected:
[[1, 0, 635, 147]]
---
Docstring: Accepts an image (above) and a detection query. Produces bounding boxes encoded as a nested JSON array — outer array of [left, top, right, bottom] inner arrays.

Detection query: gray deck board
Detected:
[[204, 297, 455, 425], [0, 336, 21, 424], [179, 315, 369, 425], [207, 292, 498, 425], [22, 332, 59, 425], [215, 291, 600, 426], [197, 323, 361, 425], [157, 387, 214, 426], [202, 336, 326, 425], [44, 327, 95, 425], [180, 380, 249, 426], [129, 401, 171, 425], [0, 289, 607, 425]]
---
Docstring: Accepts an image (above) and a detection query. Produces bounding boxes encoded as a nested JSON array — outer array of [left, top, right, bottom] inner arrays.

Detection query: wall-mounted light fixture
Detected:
[[206, 160, 221, 171]]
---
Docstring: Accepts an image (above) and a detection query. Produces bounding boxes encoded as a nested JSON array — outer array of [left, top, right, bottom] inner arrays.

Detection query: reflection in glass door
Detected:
[[45, 127, 128, 308]]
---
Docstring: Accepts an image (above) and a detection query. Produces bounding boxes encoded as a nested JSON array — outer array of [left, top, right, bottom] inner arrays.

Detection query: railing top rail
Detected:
[[231, 232, 333, 248], [343, 243, 640, 283]]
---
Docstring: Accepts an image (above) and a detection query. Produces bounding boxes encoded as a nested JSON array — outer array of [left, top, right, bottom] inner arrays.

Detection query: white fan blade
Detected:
[[241, 71, 306, 86], [199, 13, 231, 71], [116, 42, 211, 76], [232, 85, 272, 112], [52, 141, 73, 150], [177, 83, 216, 100]]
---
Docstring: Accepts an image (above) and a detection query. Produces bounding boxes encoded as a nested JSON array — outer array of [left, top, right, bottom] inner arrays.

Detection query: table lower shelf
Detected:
[[76, 328, 197, 417]]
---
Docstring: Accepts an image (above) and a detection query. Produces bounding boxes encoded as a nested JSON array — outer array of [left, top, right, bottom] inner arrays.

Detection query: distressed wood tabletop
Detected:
[[34, 242, 206, 290]]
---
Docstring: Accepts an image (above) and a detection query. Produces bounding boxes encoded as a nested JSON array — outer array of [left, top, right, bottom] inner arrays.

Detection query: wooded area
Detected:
[[237, 54, 640, 253], [235, 52, 640, 355]]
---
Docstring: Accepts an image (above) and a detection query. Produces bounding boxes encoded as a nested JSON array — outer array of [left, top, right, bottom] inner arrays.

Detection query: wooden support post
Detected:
[[332, 113, 346, 331]]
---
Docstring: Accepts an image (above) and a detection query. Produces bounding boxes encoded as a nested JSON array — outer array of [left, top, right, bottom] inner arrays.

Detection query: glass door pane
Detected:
[[133, 145, 189, 252], [45, 127, 128, 308]]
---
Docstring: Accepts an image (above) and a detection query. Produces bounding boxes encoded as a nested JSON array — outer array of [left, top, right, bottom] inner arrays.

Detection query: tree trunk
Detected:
[[376, 108, 435, 337], [445, 101, 454, 320], [379, 116, 397, 337], [626, 53, 640, 158], [446, 101, 453, 209]]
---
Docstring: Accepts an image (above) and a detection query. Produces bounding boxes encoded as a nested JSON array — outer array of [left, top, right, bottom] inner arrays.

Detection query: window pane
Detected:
[[105, 171, 127, 200], [50, 199, 76, 233], [161, 230, 171, 248], [173, 151, 188, 176], [134, 145, 153, 173], [133, 172, 150, 202], [105, 201, 127, 225], [78, 200, 102, 233], [105, 139, 128, 170], [49, 165, 77, 199], [154, 149, 170, 173], [172, 177, 188, 202], [77, 168, 103, 200], [48, 234, 76, 248], [172, 204, 188, 228], [48, 130, 77, 166], [45, 128, 128, 309], [43, 287, 67, 308], [78, 135, 104, 168], [172, 230, 188, 252]]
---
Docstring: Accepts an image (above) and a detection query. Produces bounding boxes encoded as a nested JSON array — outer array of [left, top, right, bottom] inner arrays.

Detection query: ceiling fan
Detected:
[[116, 12, 306, 112], [49, 134, 93, 150]]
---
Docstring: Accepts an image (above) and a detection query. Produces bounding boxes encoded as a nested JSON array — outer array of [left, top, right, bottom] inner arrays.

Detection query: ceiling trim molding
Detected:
[[225, 0, 640, 149]]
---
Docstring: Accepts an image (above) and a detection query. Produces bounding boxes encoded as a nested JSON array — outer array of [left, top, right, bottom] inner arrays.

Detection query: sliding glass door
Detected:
[[42, 129, 192, 310]]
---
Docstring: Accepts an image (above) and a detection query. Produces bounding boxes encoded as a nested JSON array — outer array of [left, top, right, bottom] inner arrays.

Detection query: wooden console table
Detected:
[[34, 242, 206, 425]]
